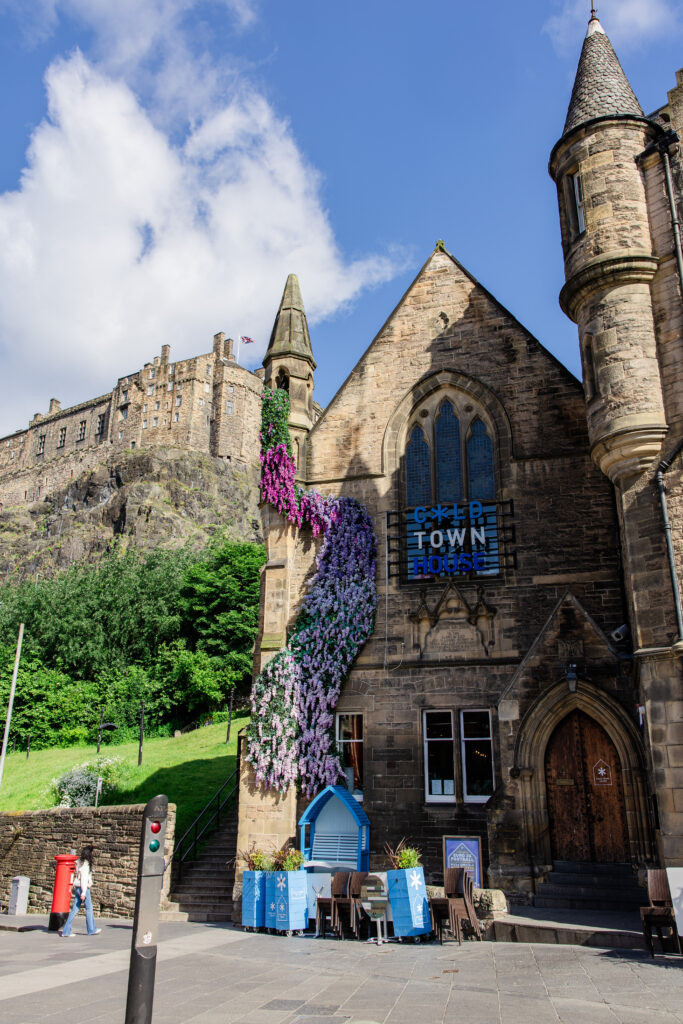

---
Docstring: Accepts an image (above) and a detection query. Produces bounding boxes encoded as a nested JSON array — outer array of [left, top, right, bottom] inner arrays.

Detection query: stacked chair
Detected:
[[640, 869, 681, 957], [430, 868, 481, 944]]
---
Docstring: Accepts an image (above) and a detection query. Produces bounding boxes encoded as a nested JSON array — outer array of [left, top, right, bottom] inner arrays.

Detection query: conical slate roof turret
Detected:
[[563, 15, 643, 136], [265, 274, 316, 369]]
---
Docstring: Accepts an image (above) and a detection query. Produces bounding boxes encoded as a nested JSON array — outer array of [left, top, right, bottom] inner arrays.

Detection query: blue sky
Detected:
[[0, 0, 681, 438]]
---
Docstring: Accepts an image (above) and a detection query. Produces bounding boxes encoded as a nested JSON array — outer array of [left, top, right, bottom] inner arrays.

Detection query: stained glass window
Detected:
[[406, 425, 431, 506], [467, 419, 495, 500], [435, 401, 462, 502]]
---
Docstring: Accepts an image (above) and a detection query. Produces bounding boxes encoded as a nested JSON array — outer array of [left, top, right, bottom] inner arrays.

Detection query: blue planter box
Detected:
[[241, 870, 266, 928], [387, 867, 431, 937], [265, 870, 308, 932]]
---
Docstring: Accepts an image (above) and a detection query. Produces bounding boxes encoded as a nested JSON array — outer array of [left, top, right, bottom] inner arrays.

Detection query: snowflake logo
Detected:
[[429, 504, 451, 524], [276, 874, 286, 891], [270, 903, 275, 911], [409, 870, 421, 891], [597, 766, 607, 776]]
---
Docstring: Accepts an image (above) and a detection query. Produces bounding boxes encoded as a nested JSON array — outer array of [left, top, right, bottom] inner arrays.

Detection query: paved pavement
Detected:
[[0, 917, 681, 1024]]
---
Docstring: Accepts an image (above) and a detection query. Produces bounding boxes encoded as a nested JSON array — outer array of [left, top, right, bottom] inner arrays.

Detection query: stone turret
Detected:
[[549, 14, 668, 487], [263, 274, 316, 476]]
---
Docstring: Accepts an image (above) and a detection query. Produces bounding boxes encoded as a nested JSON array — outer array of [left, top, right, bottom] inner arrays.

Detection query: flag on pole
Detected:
[[240, 336, 255, 345]]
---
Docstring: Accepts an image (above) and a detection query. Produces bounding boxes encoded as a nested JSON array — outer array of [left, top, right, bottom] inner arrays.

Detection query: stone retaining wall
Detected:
[[0, 804, 176, 919]]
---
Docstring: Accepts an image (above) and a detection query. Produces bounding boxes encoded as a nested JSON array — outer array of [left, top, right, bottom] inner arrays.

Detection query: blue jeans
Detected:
[[61, 887, 97, 935]]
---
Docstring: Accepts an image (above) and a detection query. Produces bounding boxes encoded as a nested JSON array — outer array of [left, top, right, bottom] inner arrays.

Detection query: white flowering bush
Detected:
[[50, 756, 128, 808]]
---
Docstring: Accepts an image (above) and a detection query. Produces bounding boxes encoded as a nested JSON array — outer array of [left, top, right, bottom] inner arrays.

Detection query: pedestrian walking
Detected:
[[60, 845, 101, 937]]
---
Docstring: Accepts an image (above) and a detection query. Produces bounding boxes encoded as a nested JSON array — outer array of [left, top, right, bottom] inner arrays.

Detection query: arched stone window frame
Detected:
[[382, 370, 512, 509]]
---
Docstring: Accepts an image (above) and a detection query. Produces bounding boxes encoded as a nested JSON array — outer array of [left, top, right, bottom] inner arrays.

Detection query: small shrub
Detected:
[[50, 756, 129, 808], [239, 844, 274, 871], [272, 843, 304, 871], [385, 838, 422, 869]]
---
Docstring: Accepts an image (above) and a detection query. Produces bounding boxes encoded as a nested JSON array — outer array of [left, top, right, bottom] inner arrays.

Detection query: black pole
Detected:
[[138, 702, 145, 767], [26, 733, 30, 760], [97, 708, 104, 754], [125, 794, 168, 1024], [226, 690, 234, 744]]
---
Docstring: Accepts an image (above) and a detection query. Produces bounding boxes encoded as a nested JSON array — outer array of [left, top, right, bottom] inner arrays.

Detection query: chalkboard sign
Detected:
[[442, 836, 483, 889]]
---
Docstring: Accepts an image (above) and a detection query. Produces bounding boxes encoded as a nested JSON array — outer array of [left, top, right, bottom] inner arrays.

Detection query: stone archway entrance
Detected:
[[512, 680, 653, 876], [545, 709, 630, 863]]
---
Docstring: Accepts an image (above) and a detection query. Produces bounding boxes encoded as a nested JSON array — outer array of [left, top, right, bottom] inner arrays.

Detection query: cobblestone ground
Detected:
[[0, 920, 681, 1023]]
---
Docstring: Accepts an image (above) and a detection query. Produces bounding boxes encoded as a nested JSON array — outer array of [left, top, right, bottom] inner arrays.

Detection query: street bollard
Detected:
[[8, 876, 30, 915], [125, 794, 168, 1024]]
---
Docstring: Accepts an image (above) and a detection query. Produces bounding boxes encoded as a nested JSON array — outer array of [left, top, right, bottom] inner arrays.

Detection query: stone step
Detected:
[[173, 902, 234, 918], [171, 884, 235, 901], [537, 884, 644, 905], [553, 861, 633, 876], [159, 909, 190, 922], [172, 874, 234, 887], [548, 870, 644, 889], [491, 916, 645, 950], [534, 895, 644, 911]]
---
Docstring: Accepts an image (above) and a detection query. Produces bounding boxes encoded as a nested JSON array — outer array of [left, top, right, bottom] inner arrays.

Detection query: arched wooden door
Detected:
[[544, 709, 629, 863]]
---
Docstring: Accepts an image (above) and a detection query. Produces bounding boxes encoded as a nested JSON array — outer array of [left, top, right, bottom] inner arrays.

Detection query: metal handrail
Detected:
[[169, 768, 239, 881], [168, 727, 246, 882]]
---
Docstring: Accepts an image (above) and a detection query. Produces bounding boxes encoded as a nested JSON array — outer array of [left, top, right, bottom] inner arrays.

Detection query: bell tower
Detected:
[[263, 274, 316, 477], [549, 12, 668, 487]]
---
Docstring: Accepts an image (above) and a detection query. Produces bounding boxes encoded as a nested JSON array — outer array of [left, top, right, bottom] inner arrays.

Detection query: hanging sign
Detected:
[[408, 502, 499, 580]]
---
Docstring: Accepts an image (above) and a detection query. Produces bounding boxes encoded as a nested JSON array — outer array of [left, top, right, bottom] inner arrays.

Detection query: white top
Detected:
[[74, 859, 92, 892], [586, 17, 606, 37]]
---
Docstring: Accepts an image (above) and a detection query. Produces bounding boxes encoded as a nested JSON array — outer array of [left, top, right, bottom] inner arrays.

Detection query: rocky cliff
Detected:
[[0, 447, 262, 580]]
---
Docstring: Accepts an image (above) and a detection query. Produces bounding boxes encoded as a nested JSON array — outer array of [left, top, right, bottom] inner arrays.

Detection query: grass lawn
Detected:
[[0, 716, 249, 840]]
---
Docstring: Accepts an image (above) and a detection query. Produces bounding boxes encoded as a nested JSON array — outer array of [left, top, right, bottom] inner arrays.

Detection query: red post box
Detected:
[[49, 853, 78, 931]]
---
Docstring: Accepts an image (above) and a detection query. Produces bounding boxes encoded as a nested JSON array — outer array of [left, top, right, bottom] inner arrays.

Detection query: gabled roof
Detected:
[[563, 16, 643, 136], [308, 241, 582, 440], [264, 273, 316, 369], [298, 785, 370, 827]]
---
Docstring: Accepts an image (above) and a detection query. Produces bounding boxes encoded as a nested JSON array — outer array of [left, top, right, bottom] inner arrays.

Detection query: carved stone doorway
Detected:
[[545, 709, 629, 863]]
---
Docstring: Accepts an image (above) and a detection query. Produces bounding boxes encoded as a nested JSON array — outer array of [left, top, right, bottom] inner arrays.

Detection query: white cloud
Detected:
[[0, 52, 401, 437], [544, 0, 681, 54]]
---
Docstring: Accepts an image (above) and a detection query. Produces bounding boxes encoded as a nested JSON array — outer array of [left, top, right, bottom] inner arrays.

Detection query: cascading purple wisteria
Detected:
[[246, 387, 377, 796]]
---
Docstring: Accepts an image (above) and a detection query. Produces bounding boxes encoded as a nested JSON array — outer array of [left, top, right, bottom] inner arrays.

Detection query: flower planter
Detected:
[[265, 870, 308, 933], [387, 867, 431, 938], [241, 870, 267, 929]]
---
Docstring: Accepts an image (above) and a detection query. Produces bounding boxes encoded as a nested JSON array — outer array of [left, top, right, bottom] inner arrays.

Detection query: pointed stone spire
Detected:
[[563, 14, 643, 136], [265, 274, 316, 369]]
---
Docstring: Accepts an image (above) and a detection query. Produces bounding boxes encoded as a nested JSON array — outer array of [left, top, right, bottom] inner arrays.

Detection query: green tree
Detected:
[[178, 540, 264, 698]]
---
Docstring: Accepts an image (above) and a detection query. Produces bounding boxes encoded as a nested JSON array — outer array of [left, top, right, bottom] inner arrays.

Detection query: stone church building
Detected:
[[237, 13, 683, 906]]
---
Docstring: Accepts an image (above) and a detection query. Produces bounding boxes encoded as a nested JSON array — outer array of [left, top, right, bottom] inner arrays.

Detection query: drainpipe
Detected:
[[658, 137, 683, 301], [637, 128, 683, 300], [655, 439, 683, 644]]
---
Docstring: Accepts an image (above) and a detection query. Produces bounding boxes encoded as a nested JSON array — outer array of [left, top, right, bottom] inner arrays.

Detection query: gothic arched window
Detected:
[[403, 395, 499, 580], [406, 426, 431, 507], [467, 418, 495, 501], [435, 401, 462, 503], [404, 402, 495, 506]]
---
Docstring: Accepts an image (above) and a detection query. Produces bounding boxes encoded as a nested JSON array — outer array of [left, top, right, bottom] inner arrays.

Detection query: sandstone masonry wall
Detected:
[[0, 804, 176, 918]]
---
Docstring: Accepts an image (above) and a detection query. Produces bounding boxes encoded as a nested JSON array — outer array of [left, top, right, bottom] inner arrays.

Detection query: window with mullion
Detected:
[[406, 425, 431, 507], [435, 401, 463, 502]]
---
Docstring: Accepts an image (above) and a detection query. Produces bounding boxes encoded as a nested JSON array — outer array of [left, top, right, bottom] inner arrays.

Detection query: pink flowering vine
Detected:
[[246, 387, 377, 796]]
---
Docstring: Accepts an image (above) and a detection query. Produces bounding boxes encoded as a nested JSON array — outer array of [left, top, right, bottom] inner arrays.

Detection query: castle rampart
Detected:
[[0, 333, 263, 511]]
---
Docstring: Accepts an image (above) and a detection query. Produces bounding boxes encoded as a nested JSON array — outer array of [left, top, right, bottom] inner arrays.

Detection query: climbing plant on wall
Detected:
[[246, 387, 377, 797]]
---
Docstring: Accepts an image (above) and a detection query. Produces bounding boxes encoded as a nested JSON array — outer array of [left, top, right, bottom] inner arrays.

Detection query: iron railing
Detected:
[[169, 728, 246, 882]]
